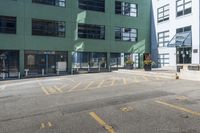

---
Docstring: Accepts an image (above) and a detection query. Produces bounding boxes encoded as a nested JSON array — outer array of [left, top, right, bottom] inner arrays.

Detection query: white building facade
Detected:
[[151, 0, 200, 69]]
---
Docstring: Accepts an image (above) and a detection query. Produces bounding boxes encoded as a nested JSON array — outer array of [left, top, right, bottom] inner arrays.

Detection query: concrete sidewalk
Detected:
[[114, 69, 177, 79]]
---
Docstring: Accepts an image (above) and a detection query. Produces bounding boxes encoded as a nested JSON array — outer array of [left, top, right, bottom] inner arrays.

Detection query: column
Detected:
[[107, 52, 111, 71], [67, 51, 72, 74], [19, 50, 24, 77]]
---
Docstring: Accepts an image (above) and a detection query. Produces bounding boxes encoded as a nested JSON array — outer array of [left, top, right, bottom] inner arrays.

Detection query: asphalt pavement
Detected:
[[0, 72, 200, 133]]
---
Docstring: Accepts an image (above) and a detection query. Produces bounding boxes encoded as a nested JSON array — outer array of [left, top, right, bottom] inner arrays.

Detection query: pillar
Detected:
[[107, 52, 111, 71], [19, 50, 24, 77], [67, 51, 72, 74]]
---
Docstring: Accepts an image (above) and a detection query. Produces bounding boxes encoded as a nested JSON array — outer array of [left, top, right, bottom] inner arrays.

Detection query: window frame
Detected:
[[0, 15, 16, 34], [115, 1, 138, 17], [78, 23, 105, 40], [115, 27, 138, 42], [157, 4, 169, 23], [32, 18, 66, 38], [32, 0, 66, 7], [176, 0, 192, 17], [158, 30, 170, 47], [78, 0, 105, 12]]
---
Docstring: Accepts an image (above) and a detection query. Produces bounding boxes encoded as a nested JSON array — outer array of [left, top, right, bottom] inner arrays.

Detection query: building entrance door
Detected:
[[176, 47, 192, 64], [47, 54, 56, 74]]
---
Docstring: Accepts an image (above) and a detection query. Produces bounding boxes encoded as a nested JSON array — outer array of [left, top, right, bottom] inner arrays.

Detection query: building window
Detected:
[[157, 4, 169, 23], [176, 26, 191, 33], [158, 31, 169, 47], [32, 19, 65, 37], [176, 0, 192, 17], [115, 1, 138, 17], [32, 0, 66, 7], [78, 0, 105, 12], [0, 16, 16, 34], [78, 24, 105, 40], [158, 53, 170, 67], [115, 27, 137, 42]]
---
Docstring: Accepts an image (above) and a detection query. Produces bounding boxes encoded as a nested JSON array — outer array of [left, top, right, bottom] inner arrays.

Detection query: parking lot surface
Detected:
[[0, 72, 200, 133]]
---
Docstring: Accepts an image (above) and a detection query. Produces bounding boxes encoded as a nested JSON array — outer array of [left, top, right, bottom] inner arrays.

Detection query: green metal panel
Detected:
[[0, 0, 151, 74]]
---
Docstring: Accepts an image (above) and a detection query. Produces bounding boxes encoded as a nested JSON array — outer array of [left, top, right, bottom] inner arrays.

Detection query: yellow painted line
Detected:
[[54, 86, 63, 93], [83, 81, 94, 90], [111, 79, 116, 86], [134, 77, 139, 83], [155, 77, 160, 80], [155, 100, 200, 116], [143, 76, 149, 81], [176, 96, 189, 100], [97, 80, 105, 88], [89, 112, 116, 133], [59, 83, 69, 89], [68, 82, 82, 92], [40, 123, 45, 129], [123, 78, 127, 85], [41, 87, 50, 95], [48, 122, 52, 127], [48, 87, 57, 94]]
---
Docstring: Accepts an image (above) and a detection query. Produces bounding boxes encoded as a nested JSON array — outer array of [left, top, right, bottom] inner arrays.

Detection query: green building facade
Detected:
[[0, 0, 151, 78]]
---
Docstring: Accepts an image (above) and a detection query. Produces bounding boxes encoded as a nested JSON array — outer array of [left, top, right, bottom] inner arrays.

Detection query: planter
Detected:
[[144, 64, 151, 71], [125, 64, 133, 70]]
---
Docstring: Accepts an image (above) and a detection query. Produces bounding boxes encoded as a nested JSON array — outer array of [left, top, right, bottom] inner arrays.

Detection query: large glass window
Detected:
[[0, 50, 19, 78], [115, 1, 138, 17], [0, 16, 16, 34], [25, 51, 67, 76], [176, 0, 192, 17], [176, 26, 191, 33], [32, 0, 66, 7], [78, 23, 105, 40], [115, 27, 137, 42], [32, 19, 65, 37], [78, 0, 105, 12], [158, 31, 170, 47], [72, 52, 107, 69], [158, 53, 169, 67], [157, 4, 169, 23]]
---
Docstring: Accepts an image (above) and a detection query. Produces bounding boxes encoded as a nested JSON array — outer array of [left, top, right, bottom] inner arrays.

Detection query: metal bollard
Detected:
[[88, 65, 90, 72], [18, 72, 21, 79], [56, 69, 59, 75], [99, 64, 101, 71], [42, 69, 44, 76], [2, 72, 5, 80]]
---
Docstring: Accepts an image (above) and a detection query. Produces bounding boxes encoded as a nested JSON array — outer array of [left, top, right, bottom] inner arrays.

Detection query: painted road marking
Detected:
[[40, 122, 53, 129], [134, 77, 139, 83], [155, 76, 160, 80], [143, 76, 149, 81], [83, 81, 94, 90], [176, 96, 189, 100], [41, 87, 50, 95], [123, 78, 127, 85], [120, 106, 134, 112], [89, 112, 116, 133], [111, 79, 116, 86], [54, 86, 63, 93], [0, 85, 6, 91], [68, 82, 82, 92], [97, 80, 105, 88], [155, 100, 200, 116]]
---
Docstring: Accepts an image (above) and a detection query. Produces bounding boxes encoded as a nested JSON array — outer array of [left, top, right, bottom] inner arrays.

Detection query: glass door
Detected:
[[176, 47, 192, 64], [48, 54, 56, 74]]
